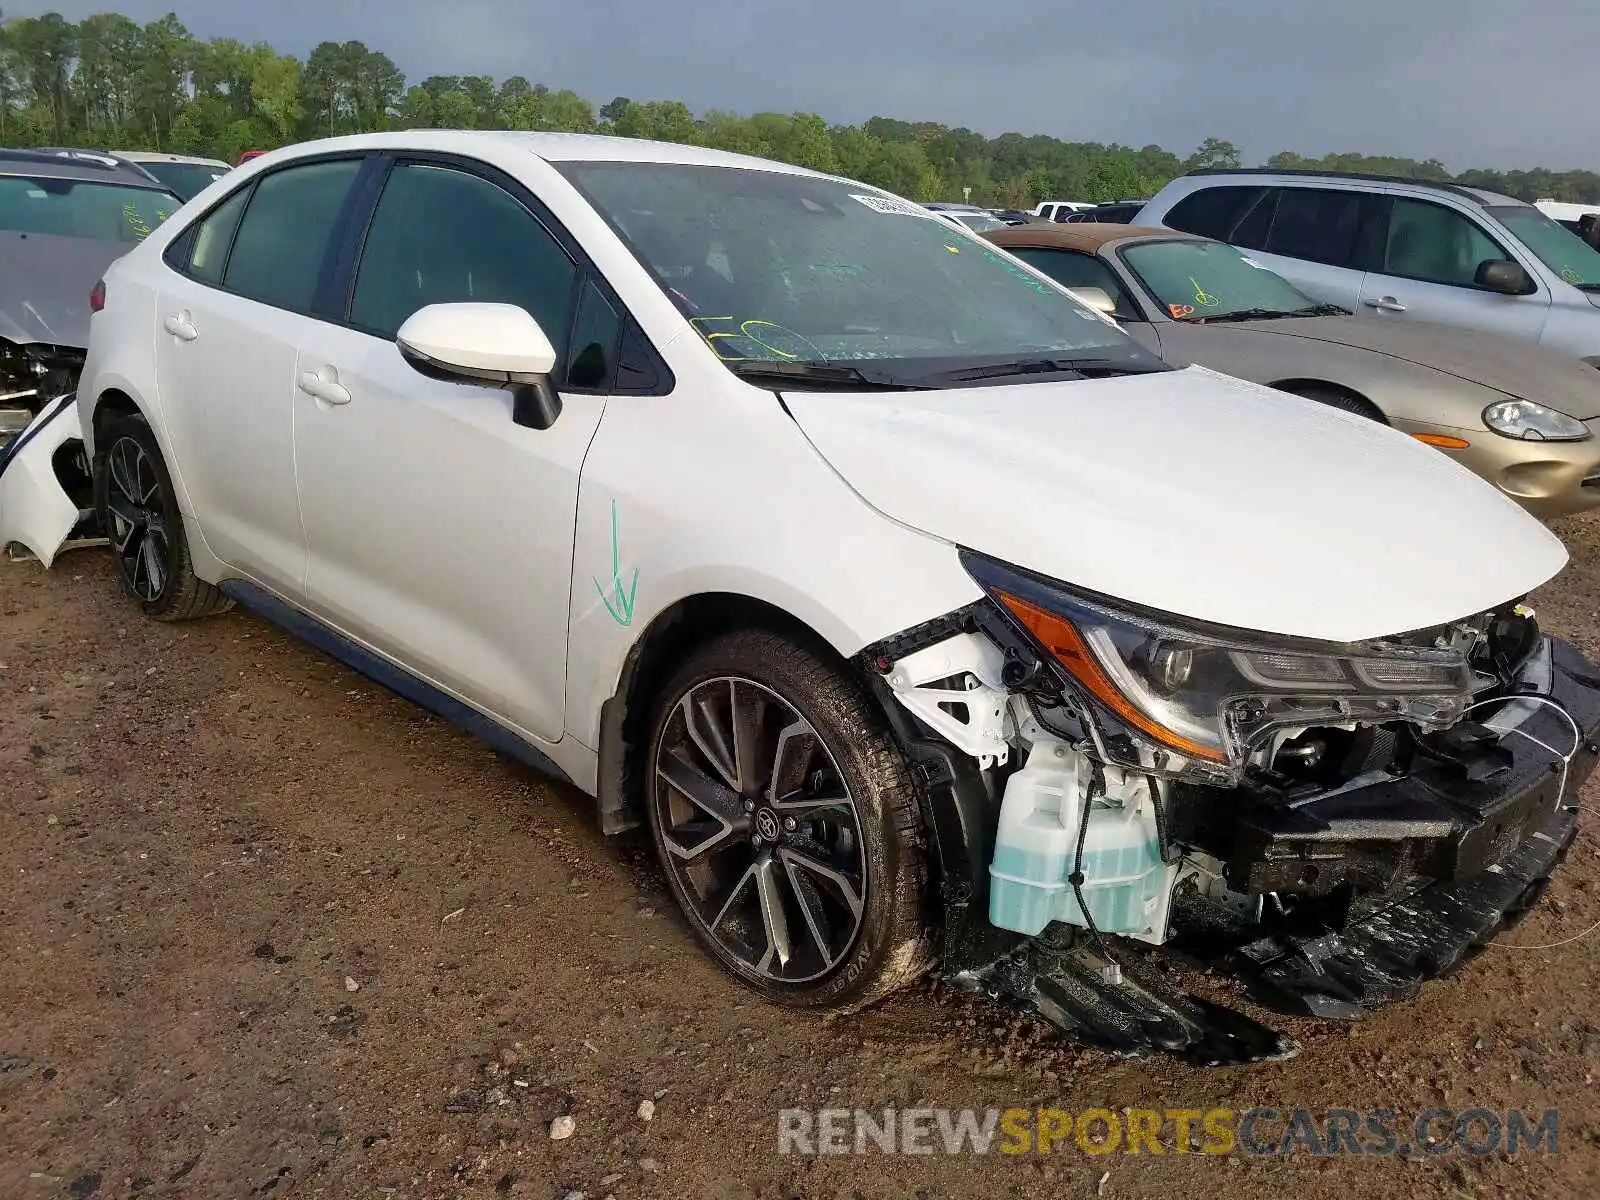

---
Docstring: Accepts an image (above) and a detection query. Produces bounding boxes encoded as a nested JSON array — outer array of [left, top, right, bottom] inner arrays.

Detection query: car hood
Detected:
[[1229, 315, 1600, 419], [784, 365, 1567, 643], [0, 231, 130, 349]]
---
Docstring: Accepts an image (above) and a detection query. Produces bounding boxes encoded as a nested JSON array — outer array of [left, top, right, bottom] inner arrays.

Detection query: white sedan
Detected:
[[29, 131, 1596, 1056]]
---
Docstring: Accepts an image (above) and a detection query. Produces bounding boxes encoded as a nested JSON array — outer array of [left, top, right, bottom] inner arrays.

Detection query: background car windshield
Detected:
[[1121, 239, 1317, 319], [0, 176, 177, 242], [557, 161, 1134, 368], [142, 161, 227, 201], [954, 212, 1008, 232], [1488, 206, 1600, 288]]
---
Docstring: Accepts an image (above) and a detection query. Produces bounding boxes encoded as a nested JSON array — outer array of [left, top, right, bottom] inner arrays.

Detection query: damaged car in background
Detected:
[[0, 148, 181, 561], [8, 132, 1599, 1066], [1, 149, 180, 446]]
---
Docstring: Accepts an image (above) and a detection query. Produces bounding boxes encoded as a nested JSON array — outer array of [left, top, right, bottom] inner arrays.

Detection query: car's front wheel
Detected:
[[644, 630, 932, 1009], [94, 412, 231, 621]]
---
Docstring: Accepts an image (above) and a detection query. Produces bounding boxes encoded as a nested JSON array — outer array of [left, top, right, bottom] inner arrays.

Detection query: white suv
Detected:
[[57, 132, 1600, 1056], [1138, 169, 1600, 358]]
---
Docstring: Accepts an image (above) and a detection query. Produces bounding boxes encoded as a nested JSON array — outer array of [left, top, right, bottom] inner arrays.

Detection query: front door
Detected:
[[291, 158, 613, 741], [1357, 195, 1553, 342]]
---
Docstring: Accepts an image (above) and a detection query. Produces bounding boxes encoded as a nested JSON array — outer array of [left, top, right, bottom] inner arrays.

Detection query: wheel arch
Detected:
[[1268, 378, 1389, 422], [593, 590, 851, 836]]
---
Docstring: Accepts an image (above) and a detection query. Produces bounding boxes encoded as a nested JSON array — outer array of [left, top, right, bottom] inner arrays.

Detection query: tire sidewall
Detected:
[[643, 632, 925, 1009]]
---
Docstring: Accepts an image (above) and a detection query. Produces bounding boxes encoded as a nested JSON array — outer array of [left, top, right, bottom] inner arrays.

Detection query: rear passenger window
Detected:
[[223, 159, 361, 312], [187, 186, 249, 286], [1264, 188, 1363, 267], [1164, 186, 1264, 240], [1382, 199, 1509, 288], [349, 162, 578, 349]]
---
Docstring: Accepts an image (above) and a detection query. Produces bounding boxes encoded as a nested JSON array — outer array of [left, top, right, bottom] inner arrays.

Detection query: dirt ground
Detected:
[[2, 518, 1598, 1200]]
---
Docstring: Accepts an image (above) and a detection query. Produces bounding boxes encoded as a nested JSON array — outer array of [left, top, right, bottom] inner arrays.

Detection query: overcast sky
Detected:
[[18, 0, 1599, 171]]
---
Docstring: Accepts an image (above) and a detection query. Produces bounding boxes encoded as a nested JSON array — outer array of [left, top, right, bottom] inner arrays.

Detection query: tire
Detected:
[[94, 412, 231, 622], [1281, 385, 1386, 422], [644, 629, 933, 1009]]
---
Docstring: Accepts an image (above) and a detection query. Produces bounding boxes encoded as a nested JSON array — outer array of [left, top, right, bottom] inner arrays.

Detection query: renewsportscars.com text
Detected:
[[777, 1106, 1559, 1158]]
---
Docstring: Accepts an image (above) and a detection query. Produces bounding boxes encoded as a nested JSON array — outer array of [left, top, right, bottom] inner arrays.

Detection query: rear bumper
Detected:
[[1231, 635, 1600, 1018]]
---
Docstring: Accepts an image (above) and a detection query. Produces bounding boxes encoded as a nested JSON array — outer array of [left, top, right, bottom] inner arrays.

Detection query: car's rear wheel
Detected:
[[95, 413, 231, 621], [644, 630, 932, 1009]]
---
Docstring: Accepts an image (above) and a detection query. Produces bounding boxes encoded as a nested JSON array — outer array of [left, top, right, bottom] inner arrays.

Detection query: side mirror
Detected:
[[1069, 286, 1119, 317], [396, 302, 563, 430], [1474, 259, 1536, 296]]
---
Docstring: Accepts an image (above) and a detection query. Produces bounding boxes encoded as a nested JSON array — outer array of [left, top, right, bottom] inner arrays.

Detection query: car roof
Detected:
[[984, 223, 1198, 253], [0, 148, 175, 191], [1182, 168, 1524, 209], [116, 151, 230, 168], [260, 130, 834, 178]]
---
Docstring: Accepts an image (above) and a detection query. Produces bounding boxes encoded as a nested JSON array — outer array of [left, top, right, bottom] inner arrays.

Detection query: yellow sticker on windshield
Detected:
[[1190, 277, 1220, 307]]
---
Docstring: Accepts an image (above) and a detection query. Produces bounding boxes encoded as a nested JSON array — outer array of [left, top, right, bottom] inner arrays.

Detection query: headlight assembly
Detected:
[[1482, 399, 1589, 442], [962, 551, 1477, 784]]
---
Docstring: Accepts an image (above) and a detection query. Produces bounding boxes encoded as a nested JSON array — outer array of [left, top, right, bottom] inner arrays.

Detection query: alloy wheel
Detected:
[[104, 435, 170, 602], [652, 676, 867, 984]]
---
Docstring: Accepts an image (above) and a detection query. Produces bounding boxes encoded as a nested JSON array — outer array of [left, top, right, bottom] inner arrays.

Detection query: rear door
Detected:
[[153, 156, 366, 594], [289, 156, 617, 740], [1237, 186, 1374, 311], [1355, 195, 1553, 341]]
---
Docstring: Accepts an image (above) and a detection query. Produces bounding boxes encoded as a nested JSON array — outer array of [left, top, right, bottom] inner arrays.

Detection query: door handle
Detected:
[[1363, 296, 1407, 313], [163, 312, 197, 341], [297, 369, 351, 406]]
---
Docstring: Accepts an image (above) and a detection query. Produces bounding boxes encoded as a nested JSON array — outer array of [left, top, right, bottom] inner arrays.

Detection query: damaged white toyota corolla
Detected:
[[7, 133, 1599, 1063]]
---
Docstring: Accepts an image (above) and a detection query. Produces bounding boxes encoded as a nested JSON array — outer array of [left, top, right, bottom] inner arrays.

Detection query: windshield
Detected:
[[1488, 205, 1600, 289], [1120, 239, 1320, 320], [0, 175, 178, 243], [556, 161, 1149, 381], [140, 160, 227, 202]]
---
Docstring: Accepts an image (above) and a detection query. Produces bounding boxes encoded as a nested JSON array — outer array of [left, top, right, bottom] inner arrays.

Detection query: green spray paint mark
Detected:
[[592, 498, 639, 627]]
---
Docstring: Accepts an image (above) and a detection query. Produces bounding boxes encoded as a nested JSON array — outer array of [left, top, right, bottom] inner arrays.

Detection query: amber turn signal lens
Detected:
[[1411, 432, 1471, 450], [992, 589, 1227, 763]]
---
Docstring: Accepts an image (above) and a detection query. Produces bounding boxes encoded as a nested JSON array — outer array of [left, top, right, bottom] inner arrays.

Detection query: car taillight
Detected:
[[89, 279, 106, 313]]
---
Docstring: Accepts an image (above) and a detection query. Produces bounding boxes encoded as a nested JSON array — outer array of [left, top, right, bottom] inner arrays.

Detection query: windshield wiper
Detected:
[[929, 356, 1168, 383], [1191, 307, 1303, 324], [726, 360, 930, 391], [1288, 302, 1351, 317]]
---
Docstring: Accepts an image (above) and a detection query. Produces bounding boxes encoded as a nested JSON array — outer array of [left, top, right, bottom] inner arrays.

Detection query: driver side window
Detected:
[[1382, 199, 1509, 289], [1007, 247, 1143, 320], [349, 162, 579, 355]]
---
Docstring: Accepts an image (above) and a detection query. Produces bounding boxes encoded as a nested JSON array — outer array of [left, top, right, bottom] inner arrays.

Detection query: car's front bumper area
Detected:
[[956, 635, 1600, 1064], [1227, 636, 1600, 1018], [1394, 415, 1600, 521]]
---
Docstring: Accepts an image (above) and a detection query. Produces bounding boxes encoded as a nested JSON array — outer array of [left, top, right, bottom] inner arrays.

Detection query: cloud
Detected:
[[17, 0, 1600, 169]]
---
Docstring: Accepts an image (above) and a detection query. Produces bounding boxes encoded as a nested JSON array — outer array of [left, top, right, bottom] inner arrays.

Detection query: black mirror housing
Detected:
[[1475, 259, 1536, 295]]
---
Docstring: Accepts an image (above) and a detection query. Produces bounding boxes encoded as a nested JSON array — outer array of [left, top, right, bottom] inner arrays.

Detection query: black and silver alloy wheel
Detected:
[[643, 630, 932, 1008], [93, 412, 231, 622], [653, 676, 867, 984], [104, 434, 171, 602]]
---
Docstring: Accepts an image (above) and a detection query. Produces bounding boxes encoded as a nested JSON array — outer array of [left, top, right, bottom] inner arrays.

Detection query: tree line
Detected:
[[3, 8, 1598, 207]]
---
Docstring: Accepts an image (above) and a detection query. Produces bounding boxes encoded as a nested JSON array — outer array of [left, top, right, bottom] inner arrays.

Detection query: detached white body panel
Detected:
[[0, 395, 84, 568]]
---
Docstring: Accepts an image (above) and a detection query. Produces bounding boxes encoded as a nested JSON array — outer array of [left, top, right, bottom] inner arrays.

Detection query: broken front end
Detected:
[[868, 550, 1600, 1065], [1, 338, 84, 450]]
